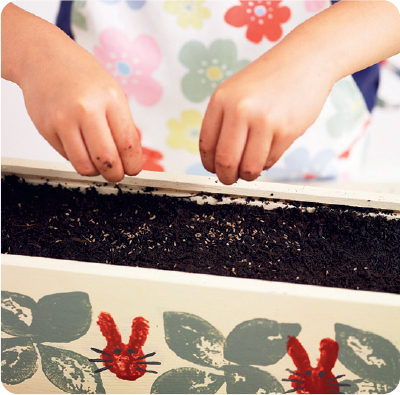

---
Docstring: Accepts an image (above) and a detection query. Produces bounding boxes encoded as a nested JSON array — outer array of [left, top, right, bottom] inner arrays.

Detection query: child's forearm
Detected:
[[267, 0, 400, 84], [1, 3, 143, 183], [1, 3, 71, 86]]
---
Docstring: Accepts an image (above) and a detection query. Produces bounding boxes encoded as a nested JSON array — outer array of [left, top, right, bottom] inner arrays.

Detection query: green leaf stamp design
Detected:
[[1, 290, 102, 393], [224, 365, 285, 394], [38, 344, 106, 394], [337, 378, 397, 394], [335, 323, 400, 389], [224, 318, 301, 366], [31, 291, 92, 343], [164, 312, 226, 369], [151, 367, 225, 394], [1, 337, 38, 385], [1, 291, 37, 337], [162, 312, 300, 394]]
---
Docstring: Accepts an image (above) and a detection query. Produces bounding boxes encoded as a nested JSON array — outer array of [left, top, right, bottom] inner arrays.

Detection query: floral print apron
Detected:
[[66, 0, 371, 182]]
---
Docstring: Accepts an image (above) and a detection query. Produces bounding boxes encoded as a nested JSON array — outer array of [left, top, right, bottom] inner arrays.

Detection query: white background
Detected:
[[2, 1, 400, 183]]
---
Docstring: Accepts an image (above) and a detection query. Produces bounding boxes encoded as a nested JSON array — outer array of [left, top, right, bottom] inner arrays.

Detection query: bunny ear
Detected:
[[128, 316, 149, 350], [97, 312, 122, 348], [287, 336, 311, 371], [317, 338, 339, 371]]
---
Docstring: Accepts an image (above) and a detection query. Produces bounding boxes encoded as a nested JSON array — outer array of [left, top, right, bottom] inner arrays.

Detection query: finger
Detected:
[[80, 115, 125, 182], [41, 131, 69, 160], [199, 99, 223, 174], [239, 120, 273, 182], [58, 126, 100, 177], [214, 114, 249, 185], [107, 100, 143, 176], [264, 132, 296, 170]]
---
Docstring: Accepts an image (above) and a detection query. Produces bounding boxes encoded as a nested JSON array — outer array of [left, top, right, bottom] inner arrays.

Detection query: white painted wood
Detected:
[[2, 157, 400, 212]]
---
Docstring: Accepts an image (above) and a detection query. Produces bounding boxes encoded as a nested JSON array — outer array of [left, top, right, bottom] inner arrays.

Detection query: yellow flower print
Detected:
[[166, 110, 202, 153], [164, 1, 211, 30]]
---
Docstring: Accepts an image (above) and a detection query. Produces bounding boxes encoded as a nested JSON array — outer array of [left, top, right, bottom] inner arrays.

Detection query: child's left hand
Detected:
[[199, 46, 334, 185]]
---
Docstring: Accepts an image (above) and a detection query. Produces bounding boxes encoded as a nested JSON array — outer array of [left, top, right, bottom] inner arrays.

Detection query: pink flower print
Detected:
[[304, 0, 326, 13], [225, 1, 291, 43], [94, 28, 162, 106]]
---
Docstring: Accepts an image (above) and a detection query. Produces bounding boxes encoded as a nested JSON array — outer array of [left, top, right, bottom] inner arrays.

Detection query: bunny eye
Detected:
[[306, 370, 312, 376], [318, 371, 326, 378], [128, 349, 135, 354], [113, 348, 121, 354]]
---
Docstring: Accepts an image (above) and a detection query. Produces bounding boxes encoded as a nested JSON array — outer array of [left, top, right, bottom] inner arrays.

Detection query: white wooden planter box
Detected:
[[2, 158, 400, 395]]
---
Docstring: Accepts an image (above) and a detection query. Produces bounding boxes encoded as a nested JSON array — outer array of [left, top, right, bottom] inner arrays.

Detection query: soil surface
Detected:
[[2, 175, 400, 294]]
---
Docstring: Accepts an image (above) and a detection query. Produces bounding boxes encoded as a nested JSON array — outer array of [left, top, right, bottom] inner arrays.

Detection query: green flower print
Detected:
[[1, 291, 104, 394], [335, 323, 400, 393], [327, 78, 368, 138], [179, 39, 250, 102], [151, 312, 301, 393], [72, 1, 88, 31]]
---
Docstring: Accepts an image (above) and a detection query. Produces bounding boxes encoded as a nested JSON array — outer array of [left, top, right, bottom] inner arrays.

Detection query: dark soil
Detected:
[[2, 175, 400, 294]]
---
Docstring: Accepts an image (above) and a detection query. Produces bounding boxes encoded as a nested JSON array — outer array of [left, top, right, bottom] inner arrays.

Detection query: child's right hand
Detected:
[[2, 4, 143, 183]]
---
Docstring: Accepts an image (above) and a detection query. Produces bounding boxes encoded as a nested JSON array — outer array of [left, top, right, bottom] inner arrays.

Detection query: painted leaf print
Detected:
[[336, 378, 397, 394], [2, 291, 92, 344], [224, 318, 301, 366], [179, 39, 250, 102], [1, 291, 101, 393], [224, 365, 285, 394], [161, 312, 297, 393], [39, 344, 106, 394], [30, 291, 92, 343], [225, 0, 291, 43], [1, 338, 38, 385], [151, 367, 225, 394], [94, 28, 162, 106], [164, 0, 211, 30], [1, 291, 36, 337], [163, 312, 226, 369], [335, 323, 400, 389]]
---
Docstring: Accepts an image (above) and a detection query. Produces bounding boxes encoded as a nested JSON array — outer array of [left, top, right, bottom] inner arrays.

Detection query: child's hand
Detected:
[[200, 0, 400, 186], [2, 4, 142, 183], [199, 47, 333, 185], [22, 41, 142, 183]]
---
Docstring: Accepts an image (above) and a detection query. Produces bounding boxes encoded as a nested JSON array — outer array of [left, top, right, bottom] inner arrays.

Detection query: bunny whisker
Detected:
[[91, 347, 111, 356], [285, 387, 305, 393], [282, 378, 304, 384], [89, 358, 112, 363], [327, 375, 346, 382], [135, 352, 156, 360], [94, 365, 113, 374], [285, 368, 304, 378], [137, 367, 158, 374]]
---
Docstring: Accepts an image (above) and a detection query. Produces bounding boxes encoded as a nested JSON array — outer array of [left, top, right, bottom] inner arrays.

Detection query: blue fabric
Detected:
[[352, 64, 380, 112], [56, 0, 379, 112], [56, 1, 74, 40], [331, 0, 379, 112]]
